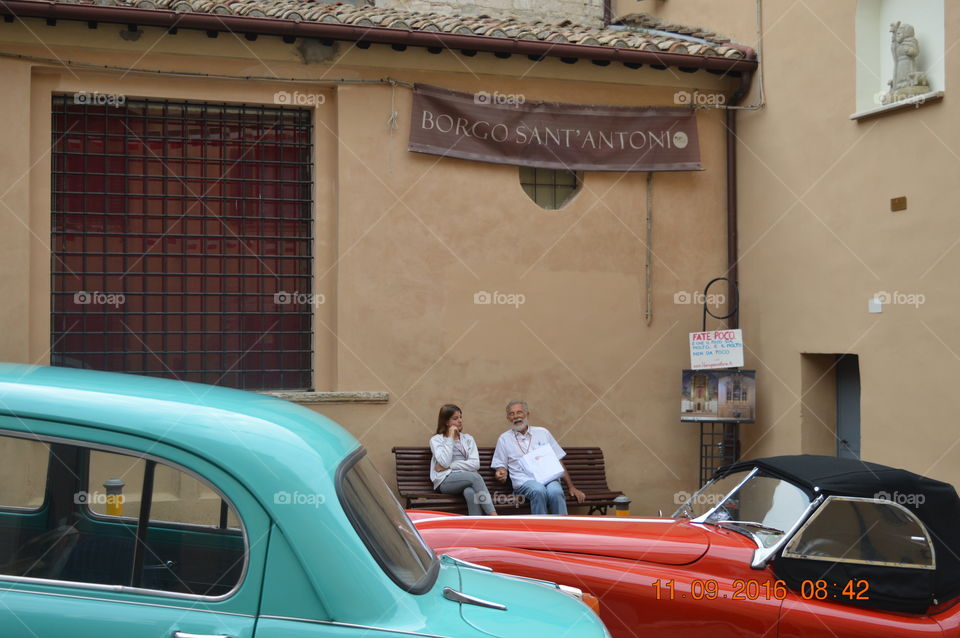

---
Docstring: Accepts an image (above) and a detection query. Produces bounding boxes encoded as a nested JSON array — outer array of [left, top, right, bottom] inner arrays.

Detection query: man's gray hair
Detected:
[[505, 400, 529, 413]]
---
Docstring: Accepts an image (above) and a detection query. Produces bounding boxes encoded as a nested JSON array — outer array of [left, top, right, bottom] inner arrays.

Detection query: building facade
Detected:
[[0, 0, 754, 511], [635, 0, 960, 489]]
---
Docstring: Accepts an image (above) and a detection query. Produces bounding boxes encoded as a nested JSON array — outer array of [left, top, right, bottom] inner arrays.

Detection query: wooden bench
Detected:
[[391, 446, 624, 516]]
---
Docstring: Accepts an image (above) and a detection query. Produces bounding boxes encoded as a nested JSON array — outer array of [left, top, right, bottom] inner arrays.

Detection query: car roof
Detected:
[[0, 363, 359, 485], [719, 454, 960, 604], [719, 454, 957, 505]]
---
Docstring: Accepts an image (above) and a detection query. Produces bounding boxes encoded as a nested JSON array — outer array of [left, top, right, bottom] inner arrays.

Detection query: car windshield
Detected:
[[338, 452, 438, 592], [675, 470, 813, 549]]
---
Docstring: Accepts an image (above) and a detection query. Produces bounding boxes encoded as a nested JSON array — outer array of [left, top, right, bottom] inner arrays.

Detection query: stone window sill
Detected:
[[261, 391, 389, 404], [850, 91, 944, 121]]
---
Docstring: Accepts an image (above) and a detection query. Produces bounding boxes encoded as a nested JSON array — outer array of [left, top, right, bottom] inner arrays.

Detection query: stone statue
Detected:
[[882, 21, 930, 105]]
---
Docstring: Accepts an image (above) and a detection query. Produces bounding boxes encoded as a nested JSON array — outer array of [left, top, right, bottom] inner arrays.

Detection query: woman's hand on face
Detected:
[[446, 423, 459, 438]]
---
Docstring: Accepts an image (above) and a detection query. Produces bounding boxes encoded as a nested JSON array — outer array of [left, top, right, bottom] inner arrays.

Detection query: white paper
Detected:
[[521, 445, 564, 485]]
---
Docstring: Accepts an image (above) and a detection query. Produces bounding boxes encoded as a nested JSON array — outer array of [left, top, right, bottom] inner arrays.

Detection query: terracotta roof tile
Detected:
[[47, 0, 748, 59]]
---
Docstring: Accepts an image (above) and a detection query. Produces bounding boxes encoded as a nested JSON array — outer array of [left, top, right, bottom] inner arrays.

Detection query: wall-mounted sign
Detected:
[[689, 329, 744, 370], [408, 83, 702, 172], [681, 369, 756, 423]]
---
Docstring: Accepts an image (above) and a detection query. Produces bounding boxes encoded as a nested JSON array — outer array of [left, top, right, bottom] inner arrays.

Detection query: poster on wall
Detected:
[[689, 329, 744, 369], [681, 369, 756, 423]]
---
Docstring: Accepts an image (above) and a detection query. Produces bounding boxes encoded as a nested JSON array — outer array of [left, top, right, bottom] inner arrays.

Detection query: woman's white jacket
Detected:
[[429, 432, 480, 489]]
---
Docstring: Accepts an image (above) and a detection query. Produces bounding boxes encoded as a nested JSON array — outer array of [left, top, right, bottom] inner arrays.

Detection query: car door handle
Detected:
[[173, 633, 235, 638]]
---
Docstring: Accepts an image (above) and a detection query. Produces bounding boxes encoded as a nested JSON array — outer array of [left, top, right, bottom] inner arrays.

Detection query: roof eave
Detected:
[[0, 0, 758, 74]]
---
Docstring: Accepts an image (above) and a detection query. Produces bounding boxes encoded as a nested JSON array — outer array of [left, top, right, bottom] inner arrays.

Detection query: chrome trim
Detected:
[[689, 467, 758, 523], [442, 587, 507, 610], [750, 494, 823, 569], [173, 633, 234, 638], [0, 425, 250, 602], [714, 521, 782, 551], [780, 495, 937, 570], [258, 615, 452, 637], [0, 586, 255, 616], [557, 584, 585, 600], [497, 572, 562, 589], [440, 554, 492, 572], [414, 515, 672, 524]]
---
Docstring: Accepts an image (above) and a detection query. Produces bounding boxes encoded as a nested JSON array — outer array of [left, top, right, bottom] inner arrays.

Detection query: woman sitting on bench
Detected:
[[429, 404, 497, 516]]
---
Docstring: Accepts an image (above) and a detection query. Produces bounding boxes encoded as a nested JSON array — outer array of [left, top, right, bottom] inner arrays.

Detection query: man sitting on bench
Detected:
[[492, 400, 585, 515]]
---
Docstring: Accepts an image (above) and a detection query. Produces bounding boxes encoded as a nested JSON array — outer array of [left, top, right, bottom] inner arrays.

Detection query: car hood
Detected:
[[450, 560, 609, 638], [416, 516, 709, 565]]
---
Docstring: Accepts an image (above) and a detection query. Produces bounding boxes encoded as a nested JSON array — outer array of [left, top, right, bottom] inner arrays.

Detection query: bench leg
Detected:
[[587, 505, 608, 516]]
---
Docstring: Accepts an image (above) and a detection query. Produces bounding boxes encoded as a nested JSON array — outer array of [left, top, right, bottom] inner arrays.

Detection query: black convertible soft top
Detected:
[[716, 455, 960, 609]]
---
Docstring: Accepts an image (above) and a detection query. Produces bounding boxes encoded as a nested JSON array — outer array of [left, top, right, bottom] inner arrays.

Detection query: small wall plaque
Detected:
[[891, 196, 907, 212]]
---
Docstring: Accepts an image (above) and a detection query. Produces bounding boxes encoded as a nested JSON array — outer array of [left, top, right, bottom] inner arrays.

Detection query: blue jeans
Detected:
[[516, 479, 567, 515], [437, 471, 496, 515]]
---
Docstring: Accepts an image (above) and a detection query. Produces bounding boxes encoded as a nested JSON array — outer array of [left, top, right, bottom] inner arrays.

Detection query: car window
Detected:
[[0, 436, 48, 510], [338, 451, 437, 592], [0, 432, 246, 597], [783, 496, 935, 569], [679, 469, 812, 549], [86, 450, 143, 519], [87, 451, 242, 531], [708, 476, 811, 548], [674, 470, 750, 519]]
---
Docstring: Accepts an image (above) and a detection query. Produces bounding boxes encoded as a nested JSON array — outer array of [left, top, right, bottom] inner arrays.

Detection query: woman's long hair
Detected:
[[436, 404, 462, 435]]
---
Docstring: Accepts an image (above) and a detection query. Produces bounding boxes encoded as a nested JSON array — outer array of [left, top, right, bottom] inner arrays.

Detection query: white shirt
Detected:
[[429, 432, 480, 489], [491, 426, 566, 490]]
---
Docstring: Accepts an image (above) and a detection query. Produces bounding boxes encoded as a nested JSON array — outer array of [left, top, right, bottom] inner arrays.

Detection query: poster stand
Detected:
[[699, 421, 740, 487], [695, 277, 742, 486]]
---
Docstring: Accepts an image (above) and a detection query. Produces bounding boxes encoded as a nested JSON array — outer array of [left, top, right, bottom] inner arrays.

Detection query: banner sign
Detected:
[[689, 329, 744, 370], [408, 83, 702, 172]]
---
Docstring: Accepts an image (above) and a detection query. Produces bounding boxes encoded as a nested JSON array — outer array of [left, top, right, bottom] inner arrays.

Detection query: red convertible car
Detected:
[[412, 455, 960, 638]]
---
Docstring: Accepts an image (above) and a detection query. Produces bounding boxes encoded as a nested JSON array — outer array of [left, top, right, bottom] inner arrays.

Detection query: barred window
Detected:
[[519, 167, 581, 210], [51, 97, 314, 390]]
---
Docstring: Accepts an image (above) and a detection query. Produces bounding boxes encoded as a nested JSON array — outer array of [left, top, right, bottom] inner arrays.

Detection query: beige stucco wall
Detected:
[[0, 18, 739, 513], [640, 0, 960, 489]]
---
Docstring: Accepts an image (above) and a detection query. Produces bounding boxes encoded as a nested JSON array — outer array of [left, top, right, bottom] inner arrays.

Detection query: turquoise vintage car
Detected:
[[0, 364, 609, 638]]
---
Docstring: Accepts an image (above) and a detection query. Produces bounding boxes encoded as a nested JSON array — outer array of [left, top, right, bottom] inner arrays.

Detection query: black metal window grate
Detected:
[[699, 423, 740, 487], [51, 97, 314, 390], [519, 166, 580, 210]]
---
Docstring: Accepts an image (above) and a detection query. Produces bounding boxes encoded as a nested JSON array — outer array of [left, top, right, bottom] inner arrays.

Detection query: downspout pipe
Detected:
[[725, 70, 754, 330], [0, 0, 757, 73]]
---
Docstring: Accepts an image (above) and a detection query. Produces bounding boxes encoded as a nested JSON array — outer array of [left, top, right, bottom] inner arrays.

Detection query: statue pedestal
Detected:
[[882, 84, 930, 105]]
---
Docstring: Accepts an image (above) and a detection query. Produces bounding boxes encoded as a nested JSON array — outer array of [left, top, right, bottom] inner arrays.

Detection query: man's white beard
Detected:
[[512, 420, 528, 433]]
